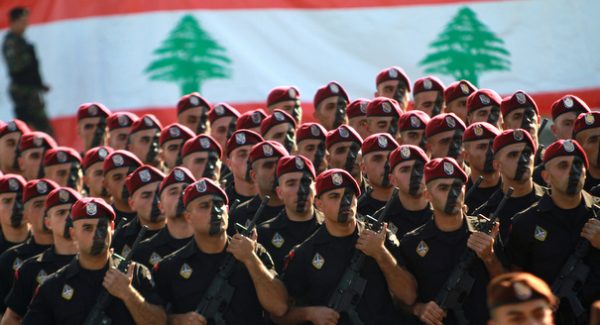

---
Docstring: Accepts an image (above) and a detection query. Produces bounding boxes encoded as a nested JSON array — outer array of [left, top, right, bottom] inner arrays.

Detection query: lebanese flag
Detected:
[[1, 0, 599, 150]]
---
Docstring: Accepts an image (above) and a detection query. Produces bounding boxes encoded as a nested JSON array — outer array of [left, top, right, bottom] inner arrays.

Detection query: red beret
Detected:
[[77, 103, 111, 121], [125, 165, 165, 196], [466, 89, 502, 114], [183, 178, 228, 207], [574, 112, 600, 137], [45, 187, 81, 210], [226, 130, 263, 157], [413, 76, 445, 96], [543, 139, 588, 169], [208, 103, 240, 124], [19, 131, 57, 152], [71, 197, 115, 222], [102, 149, 142, 174], [159, 123, 195, 147], [82, 146, 114, 171], [487, 272, 556, 309], [0, 174, 26, 194], [248, 140, 289, 164], [316, 168, 360, 197], [424, 157, 468, 184], [296, 123, 327, 143], [44, 147, 82, 167], [366, 97, 402, 117], [326, 125, 363, 149], [260, 109, 297, 135], [444, 80, 477, 104], [236, 109, 267, 130], [181, 134, 222, 159], [361, 133, 399, 157], [313, 81, 349, 110], [500, 91, 539, 117], [276, 155, 316, 179], [398, 110, 430, 131], [267, 86, 300, 107], [390, 145, 429, 171], [159, 166, 195, 194], [106, 112, 138, 131], [346, 98, 370, 119], [551, 95, 591, 121], [23, 179, 59, 203], [463, 122, 500, 142], [375, 66, 411, 91], [177, 93, 211, 115], [0, 119, 30, 139], [425, 113, 466, 138], [130, 114, 162, 135], [493, 129, 537, 154]]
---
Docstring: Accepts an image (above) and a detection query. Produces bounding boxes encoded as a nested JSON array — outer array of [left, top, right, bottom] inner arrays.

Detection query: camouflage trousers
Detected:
[[9, 84, 54, 136]]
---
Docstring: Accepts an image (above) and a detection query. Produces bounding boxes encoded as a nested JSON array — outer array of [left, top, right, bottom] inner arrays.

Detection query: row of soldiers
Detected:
[[0, 66, 599, 324]]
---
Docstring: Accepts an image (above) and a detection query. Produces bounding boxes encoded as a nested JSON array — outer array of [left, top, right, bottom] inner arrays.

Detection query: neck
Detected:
[[260, 192, 283, 206], [52, 236, 78, 255], [138, 216, 165, 231], [324, 217, 356, 237], [79, 250, 110, 270], [551, 191, 583, 209], [433, 210, 464, 232], [286, 206, 314, 222], [589, 165, 600, 179], [233, 176, 257, 197], [1, 223, 30, 243], [502, 176, 534, 197], [398, 191, 429, 211], [470, 171, 500, 188], [31, 229, 54, 245], [370, 185, 393, 202], [113, 199, 132, 213], [166, 217, 194, 239], [194, 232, 227, 254], [90, 190, 111, 203]]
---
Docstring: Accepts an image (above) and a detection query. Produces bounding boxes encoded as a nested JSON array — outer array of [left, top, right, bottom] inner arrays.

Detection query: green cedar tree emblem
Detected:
[[419, 7, 511, 87]]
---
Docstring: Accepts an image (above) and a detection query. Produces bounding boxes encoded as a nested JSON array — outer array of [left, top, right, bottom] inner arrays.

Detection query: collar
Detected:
[[419, 216, 470, 239], [64, 254, 119, 279], [122, 217, 142, 237], [178, 237, 230, 259], [537, 191, 596, 212], [267, 209, 323, 230], [312, 220, 362, 245]]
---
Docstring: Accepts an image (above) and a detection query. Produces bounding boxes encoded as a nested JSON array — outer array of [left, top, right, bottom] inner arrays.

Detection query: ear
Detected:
[[250, 169, 257, 183], [275, 185, 283, 201], [360, 157, 367, 174], [550, 124, 558, 139], [158, 197, 166, 214], [312, 107, 319, 120], [541, 168, 550, 186], [315, 197, 323, 212], [184, 210, 193, 225], [18, 156, 25, 171], [69, 227, 76, 241], [43, 212, 52, 230], [423, 186, 432, 201], [127, 196, 135, 210], [492, 159, 500, 172]]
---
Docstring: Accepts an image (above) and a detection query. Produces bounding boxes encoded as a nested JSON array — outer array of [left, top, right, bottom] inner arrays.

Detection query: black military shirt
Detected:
[[399, 218, 491, 325], [282, 222, 404, 324], [584, 171, 600, 193], [22, 254, 163, 325], [227, 195, 284, 236], [153, 238, 275, 324], [111, 217, 161, 257], [375, 195, 433, 239], [532, 163, 547, 187], [357, 192, 387, 217], [2, 31, 43, 87], [132, 227, 192, 269], [257, 209, 322, 273], [0, 237, 51, 312], [225, 184, 254, 208], [0, 231, 30, 256], [5, 247, 75, 316], [112, 204, 137, 226], [465, 177, 501, 214]]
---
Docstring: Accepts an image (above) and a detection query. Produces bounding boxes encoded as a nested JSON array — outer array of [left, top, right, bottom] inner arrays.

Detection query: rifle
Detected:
[[356, 187, 373, 207], [195, 196, 270, 324], [332, 97, 346, 129], [534, 118, 549, 165], [465, 176, 483, 203], [67, 161, 81, 190], [435, 187, 513, 325], [343, 142, 360, 175], [83, 225, 148, 325], [327, 187, 399, 325], [146, 132, 160, 164]]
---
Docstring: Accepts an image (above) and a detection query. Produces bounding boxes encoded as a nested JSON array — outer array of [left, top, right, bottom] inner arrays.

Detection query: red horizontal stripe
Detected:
[[1, 0, 502, 28]]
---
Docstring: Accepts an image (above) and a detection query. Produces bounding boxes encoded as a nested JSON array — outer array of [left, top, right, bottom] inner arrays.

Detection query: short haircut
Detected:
[[9, 7, 28, 22]]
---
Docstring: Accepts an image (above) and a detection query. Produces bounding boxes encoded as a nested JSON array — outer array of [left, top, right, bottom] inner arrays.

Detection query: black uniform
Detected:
[[584, 171, 600, 193], [0, 237, 51, 312], [282, 222, 405, 324], [132, 227, 192, 269], [465, 177, 501, 214], [375, 195, 433, 239], [357, 192, 386, 217], [153, 238, 276, 323], [227, 195, 283, 236], [506, 192, 600, 323], [5, 247, 75, 317], [22, 254, 163, 325], [257, 209, 322, 273], [111, 217, 161, 257], [532, 164, 547, 187], [399, 217, 491, 324], [112, 204, 137, 226], [0, 231, 30, 256], [225, 184, 254, 208]]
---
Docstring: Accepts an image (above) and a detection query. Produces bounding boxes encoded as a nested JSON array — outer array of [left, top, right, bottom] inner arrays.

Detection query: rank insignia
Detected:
[[534, 226, 547, 242], [36, 270, 48, 284], [271, 233, 285, 248], [62, 284, 74, 300], [312, 253, 325, 270], [416, 240, 429, 257], [12, 258, 22, 271], [180, 263, 193, 279], [122, 245, 131, 258], [149, 252, 161, 266]]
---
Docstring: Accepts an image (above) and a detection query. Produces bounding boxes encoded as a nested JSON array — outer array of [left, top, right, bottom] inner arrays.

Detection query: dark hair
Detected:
[[9, 7, 28, 23]]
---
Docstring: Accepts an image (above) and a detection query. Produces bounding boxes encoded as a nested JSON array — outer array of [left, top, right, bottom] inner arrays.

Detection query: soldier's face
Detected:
[[391, 160, 425, 196], [551, 113, 577, 140], [425, 178, 465, 216], [489, 299, 554, 325], [464, 140, 497, 174], [575, 128, 600, 168], [185, 195, 228, 236], [84, 162, 105, 197], [314, 97, 346, 130], [0, 193, 18, 228], [315, 188, 357, 223], [71, 218, 114, 256], [104, 167, 129, 201], [399, 130, 425, 148], [504, 109, 540, 141], [78, 117, 102, 150], [467, 107, 503, 128], [226, 146, 253, 184], [376, 80, 409, 109], [183, 151, 221, 181], [495, 143, 534, 183], [108, 128, 130, 150], [45, 204, 72, 237], [12, 15, 29, 34], [327, 142, 361, 178], [269, 100, 301, 124], [19, 148, 44, 180], [297, 139, 321, 162], [178, 107, 209, 134], [160, 183, 184, 219], [348, 116, 369, 140], [414, 91, 442, 117], [361, 151, 391, 188], [427, 130, 463, 160], [542, 156, 585, 196], [128, 182, 160, 221], [446, 98, 468, 123], [276, 172, 315, 213], [265, 123, 295, 148], [367, 116, 394, 137], [250, 157, 279, 195], [44, 163, 71, 187], [210, 117, 235, 150], [25, 197, 47, 233], [160, 139, 184, 170], [128, 129, 158, 162], [0, 133, 20, 171]]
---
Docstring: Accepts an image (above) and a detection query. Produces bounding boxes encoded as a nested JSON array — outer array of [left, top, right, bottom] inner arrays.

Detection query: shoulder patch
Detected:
[[416, 240, 429, 257], [534, 226, 547, 242], [312, 252, 325, 270]]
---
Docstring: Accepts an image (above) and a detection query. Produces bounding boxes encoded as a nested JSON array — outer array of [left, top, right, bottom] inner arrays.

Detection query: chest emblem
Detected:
[[61, 284, 74, 300], [36, 269, 48, 284], [312, 253, 325, 270], [179, 263, 193, 279], [12, 257, 22, 271], [534, 226, 547, 242], [416, 240, 429, 257], [388, 222, 399, 235], [271, 232, 285, 249], [149, 252, 161, 266]]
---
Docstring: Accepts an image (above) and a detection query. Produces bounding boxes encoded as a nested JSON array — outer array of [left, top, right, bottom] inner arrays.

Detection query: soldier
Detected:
[[358, 133, 399, 216], [550, 95, 590, 141], [102, 150, 142, 225], [487, 272, 556, 325], [412, 76, 445, 118], [573, 112, 600, 191], [236, 109, 267, 134], [374, 66, 411, 110], [81, 146, 113, 201], [158, 123, 194, 171], [295, 123, 327, 175], [76, 103, 111, 152], [500, 91, 542, 145], [2, 187, 80, 324], [325, 124, 364, 191], [462, 122, 502, 214], [400, 157, 504, 325], [2, 7, 53, 135], [261, 109, 297, 153], [180, 134, 223, 181], [345, 98, 370, 140], [208, 102, 240, 151], [153, 178, 288, 323], [132, 167, 195, 269], [365, 97, 402, 139], [0, 120, 30, 174], [177, 92, 211, 134], [112, 165, 165, 257], [22, 197, 166, 324], [397, 110, 430, 150], [106, 112, 138, 150], [425, 113, 466, 165], [257, 155, 322, 273], [267, 86, 303, 124], [465, 89, 503, 128], [313, 81, 349, 130], [224, 129, 263, 205], [506, 139, 600, 323], [443, 80, 477, 124], [0, 179, 57, 313], [277, 168, 415, 324], [0, 174, 28, 255], [17, 131, 56, 180], [42, 147, 82, 190], [227, 140, 288, 235], [128, 114, 163, 166]]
